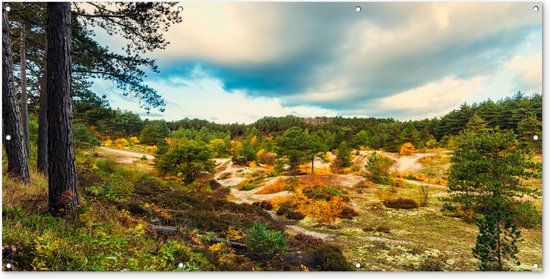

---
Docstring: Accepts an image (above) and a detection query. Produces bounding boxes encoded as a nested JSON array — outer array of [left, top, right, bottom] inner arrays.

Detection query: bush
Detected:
[[155, 140, 215, 184], [383, 198, 419, 209], [365, 152, 394, 185], [308, 245, 352, 271], [399, 142, 416, 155], [114, 138, 130, 148], [257, 178, 287, 194], [246, 223, 287, 260]]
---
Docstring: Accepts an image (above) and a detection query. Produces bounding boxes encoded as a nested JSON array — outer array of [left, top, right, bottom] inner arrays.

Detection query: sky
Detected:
[[90, 2, 542, 124]]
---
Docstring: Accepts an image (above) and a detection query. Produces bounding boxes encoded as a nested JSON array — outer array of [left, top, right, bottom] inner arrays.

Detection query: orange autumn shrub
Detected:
[[270, 196, 291, 209], [264, 165, 275, 175], [399, 142, 416, 155], [257, 178, 287, 194], [314, 167, 332, 175], [268, 179, 354, 224], [296, 196, 348, 223]]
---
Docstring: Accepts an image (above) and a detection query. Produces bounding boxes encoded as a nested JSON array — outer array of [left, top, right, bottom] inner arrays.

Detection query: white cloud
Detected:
[[505, 52, 542, 92], [377, 76, 484, 117]]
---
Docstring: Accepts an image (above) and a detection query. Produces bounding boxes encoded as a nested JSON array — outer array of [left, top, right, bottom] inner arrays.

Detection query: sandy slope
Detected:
[[98, 147, 155, 164]]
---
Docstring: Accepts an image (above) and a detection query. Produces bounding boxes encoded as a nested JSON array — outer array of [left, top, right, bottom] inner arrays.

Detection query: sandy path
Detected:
[[98, 147, 154, 164]]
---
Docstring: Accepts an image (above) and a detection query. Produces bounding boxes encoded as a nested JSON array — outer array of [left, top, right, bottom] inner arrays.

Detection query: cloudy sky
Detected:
[[91, 2, 542, 123]]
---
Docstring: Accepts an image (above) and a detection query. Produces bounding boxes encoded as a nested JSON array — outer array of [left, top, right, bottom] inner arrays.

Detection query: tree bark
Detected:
[[2, 3, 30, 183], [46, 2, 78, 213], [19, 20, 31, 157], [311, 157, 315, 174]]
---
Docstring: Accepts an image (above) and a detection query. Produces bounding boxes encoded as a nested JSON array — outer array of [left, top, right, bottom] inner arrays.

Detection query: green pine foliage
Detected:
[[365, 152, 394, 185], [246, 223, 287, 261], [336, 141, 352, 168], [275, 127, 310, 175], [472, 205, 521, 271], [447, 128, 540, 271]]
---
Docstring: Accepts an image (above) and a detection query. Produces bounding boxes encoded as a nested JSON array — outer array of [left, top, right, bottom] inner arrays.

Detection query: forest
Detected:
[[1, 2, 543, 272]]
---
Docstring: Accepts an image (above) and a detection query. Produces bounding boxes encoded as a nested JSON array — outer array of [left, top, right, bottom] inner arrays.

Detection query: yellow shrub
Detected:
[[314, 167, 332, 175], [264, 165, 275, 175], [147, 145, 158, 155], [114, 138, 130, 148], [249, 161, 257, 168], [129, 136, 140, 145], [399, 142, 416, 155], [226, 227, 245, 242], [103, 139, 113, 147]]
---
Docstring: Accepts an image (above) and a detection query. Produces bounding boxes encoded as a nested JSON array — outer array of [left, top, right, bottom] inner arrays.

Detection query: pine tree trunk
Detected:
[[311, 157, 315, 174], [19, 21, 31, 157], [2, 3, 30, 183], [46, 2, 78, 213]]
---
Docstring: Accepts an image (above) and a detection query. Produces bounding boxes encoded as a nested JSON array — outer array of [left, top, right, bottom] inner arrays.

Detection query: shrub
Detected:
[[246, 223, 287, 260], [383, 198, 419, 209], [399, 142, 416, 155], [365, 152, 394, 185], [338, 207, 358, 219], [114, 138, 130, 148], [129, 136, 140, 145], [308, 245, 352, 271], [257, 178, 287, 194], [155, 140, 215, 184], [256, 149, 276, 165]]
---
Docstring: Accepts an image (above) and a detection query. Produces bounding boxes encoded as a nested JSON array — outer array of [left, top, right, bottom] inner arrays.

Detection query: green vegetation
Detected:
[[2, 91, 542, 271], [447, 128, 541, 271], [365, 152, 393, 185], [246, 223, 288, 260], [155, 139, 216, 183], [335, 141, 352, 168]]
